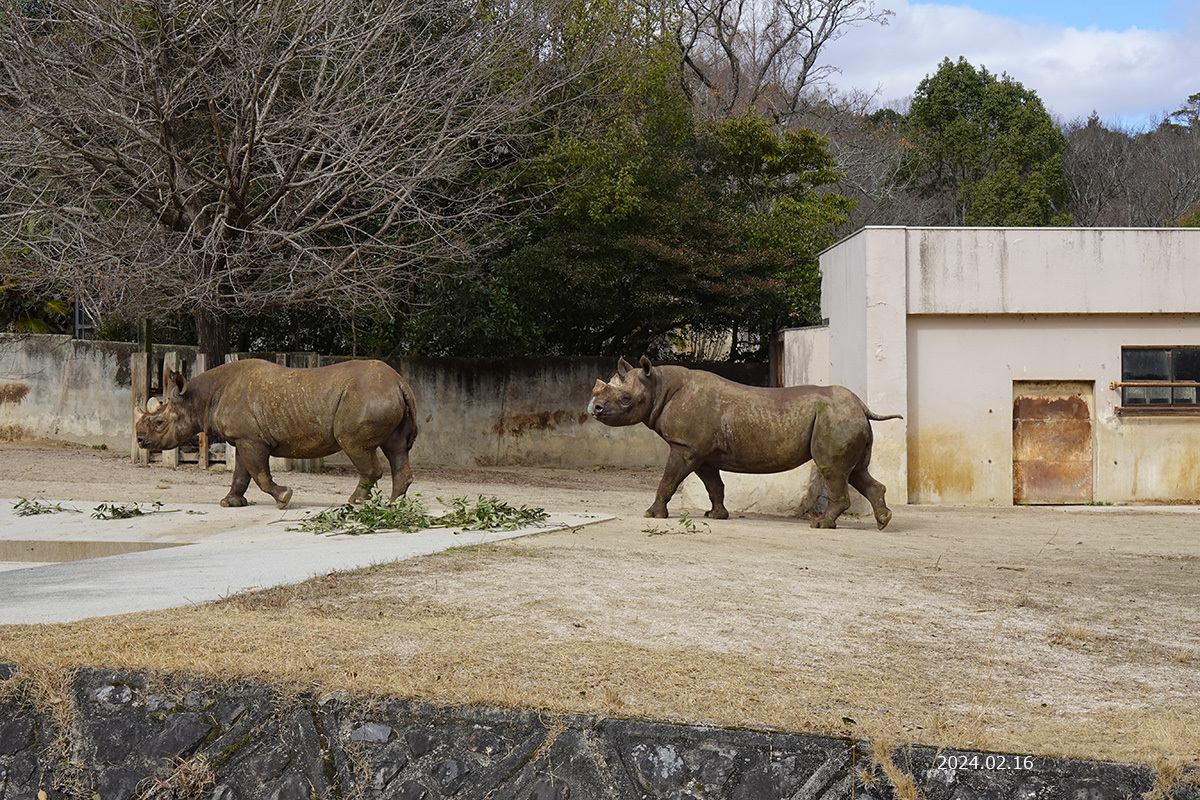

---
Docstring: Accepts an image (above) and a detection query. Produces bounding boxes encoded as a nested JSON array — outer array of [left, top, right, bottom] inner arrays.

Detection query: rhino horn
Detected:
[[146, 396, 162, 413], [592, 379, 607, 393]]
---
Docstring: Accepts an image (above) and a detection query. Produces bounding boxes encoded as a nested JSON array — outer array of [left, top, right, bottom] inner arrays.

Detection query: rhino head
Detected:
[[134, 369, 199, 451], [588, 356, 655, 427]]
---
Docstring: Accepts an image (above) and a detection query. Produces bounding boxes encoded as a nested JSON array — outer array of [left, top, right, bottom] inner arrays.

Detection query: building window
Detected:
[[1118, 347, 1200, 411]]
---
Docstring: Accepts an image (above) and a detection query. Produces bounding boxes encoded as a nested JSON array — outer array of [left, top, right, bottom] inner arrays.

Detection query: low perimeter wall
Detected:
[[0, 665, 1189, 800], [0, 334, 766, 471]]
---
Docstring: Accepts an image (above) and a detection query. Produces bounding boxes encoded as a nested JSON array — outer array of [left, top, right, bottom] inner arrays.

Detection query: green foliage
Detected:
[[92, 501, 166, 520], [413, 105, 851, 360], [0, 279, 69, 334], [12, 498, 76, 516], [294, 493, 548, 536], [903, 57, 1071, 226]]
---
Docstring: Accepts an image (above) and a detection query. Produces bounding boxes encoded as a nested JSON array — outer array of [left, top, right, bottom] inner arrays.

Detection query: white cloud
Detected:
[[817, 0, 1198, 129]]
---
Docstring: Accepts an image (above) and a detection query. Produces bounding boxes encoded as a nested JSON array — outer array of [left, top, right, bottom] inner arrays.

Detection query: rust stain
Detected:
[[0, 424, 30, 441], [908, 427, 977, 502], [494, 409, 576, 437], [0, 383, 30, 405]]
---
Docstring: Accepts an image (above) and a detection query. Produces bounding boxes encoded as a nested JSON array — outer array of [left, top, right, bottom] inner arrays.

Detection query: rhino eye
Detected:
[[619, 392, 632, 406]]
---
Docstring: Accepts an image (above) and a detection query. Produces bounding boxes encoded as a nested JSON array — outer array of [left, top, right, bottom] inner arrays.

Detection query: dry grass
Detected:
[[1, 443, 1199, 770]]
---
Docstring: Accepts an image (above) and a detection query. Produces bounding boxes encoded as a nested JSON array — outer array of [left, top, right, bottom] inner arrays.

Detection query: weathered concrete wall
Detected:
[[908, 313, 1200, 505], [1, 665, 1191, 800], [803, 226, 1200, 506], [0, 335, 766, 472], [907, 227, 1200, 315], [0, 335, 143, 447]]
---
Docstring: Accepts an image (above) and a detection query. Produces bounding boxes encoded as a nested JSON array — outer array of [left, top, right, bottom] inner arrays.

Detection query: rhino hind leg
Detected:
[[811, 469, 851, 529], [849, 466, 891, 530], [343, 446, 385, 504], [694, 464, 729, 519], [380, 424, 416, 501]]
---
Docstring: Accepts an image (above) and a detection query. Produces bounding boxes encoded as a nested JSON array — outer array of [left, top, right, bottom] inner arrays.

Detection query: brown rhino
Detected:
[[588, 357, 901, 529], [135, 358, 418, 509]]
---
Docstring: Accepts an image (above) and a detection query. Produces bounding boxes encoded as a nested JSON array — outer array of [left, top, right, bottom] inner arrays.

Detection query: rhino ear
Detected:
[[167, 369, 187, 398], [639, 356, 653, 376], [616, 357, 634, 379]]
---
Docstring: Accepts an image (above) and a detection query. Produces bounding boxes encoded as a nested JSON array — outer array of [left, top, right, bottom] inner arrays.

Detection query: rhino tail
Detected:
[[866, 409, 904, 421], [400, 380, 419, 447]]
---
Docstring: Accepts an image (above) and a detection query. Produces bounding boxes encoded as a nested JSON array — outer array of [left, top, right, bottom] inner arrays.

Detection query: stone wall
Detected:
[[0, 666, 1192, 800]]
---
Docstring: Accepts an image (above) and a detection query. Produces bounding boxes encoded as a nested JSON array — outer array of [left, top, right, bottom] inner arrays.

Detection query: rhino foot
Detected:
[[876, 508, 893, 530], [810, 517, 838, 529], [275, 487, 293, 510], [644, 506, 668, 519], [705, 508, 730, 520], [221, 495, 248, 508]]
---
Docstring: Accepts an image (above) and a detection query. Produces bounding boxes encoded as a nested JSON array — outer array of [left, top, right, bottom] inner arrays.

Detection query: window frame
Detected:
[[1114, 346, 1200, 415]]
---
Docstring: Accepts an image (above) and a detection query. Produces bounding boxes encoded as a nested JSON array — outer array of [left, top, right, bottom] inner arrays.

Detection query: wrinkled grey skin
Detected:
[[588, 356, 901, 529], [135, 358, 418, 509]]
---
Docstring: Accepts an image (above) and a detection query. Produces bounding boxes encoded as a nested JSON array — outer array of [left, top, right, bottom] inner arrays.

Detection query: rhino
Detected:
[[588, 357, 901, 529], [135, 358, 418, 509]]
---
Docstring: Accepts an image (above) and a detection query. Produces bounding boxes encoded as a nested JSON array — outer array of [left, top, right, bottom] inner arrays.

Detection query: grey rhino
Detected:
[[587, 356, 901, 529], [135, 358, 418, 509]]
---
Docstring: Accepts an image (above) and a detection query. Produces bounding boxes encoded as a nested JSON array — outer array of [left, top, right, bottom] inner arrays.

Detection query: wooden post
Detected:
[[224, 353, 239, 473], [271, 353, 295, 474], [294, 352, 323, 474], [195, 353, 209, 469], [160, 352, 182, 467], [130, 352, 151, 465]]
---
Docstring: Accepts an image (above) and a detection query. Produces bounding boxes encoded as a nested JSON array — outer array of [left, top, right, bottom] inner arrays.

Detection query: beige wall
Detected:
[[794, 226, 1200, 507], [908, 313, 1200, 504]]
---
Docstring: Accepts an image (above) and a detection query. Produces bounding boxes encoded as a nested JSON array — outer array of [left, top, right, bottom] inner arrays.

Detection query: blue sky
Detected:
[[818, 0, 1199, 129]]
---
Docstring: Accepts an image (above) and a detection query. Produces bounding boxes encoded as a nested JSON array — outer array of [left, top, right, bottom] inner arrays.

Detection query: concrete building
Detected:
[[780, 226, 1200, 507]]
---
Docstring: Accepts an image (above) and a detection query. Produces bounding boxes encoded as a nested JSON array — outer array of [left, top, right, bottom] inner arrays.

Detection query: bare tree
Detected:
[[0, 0, 608, 362], [677, 0, 891, 124]]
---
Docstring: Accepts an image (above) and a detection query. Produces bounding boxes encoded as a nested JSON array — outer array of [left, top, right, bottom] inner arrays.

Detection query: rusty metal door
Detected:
[[1013, 381, 1094, 505]]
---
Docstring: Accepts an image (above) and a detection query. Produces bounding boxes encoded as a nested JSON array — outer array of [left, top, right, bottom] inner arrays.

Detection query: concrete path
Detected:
[[0, 499, 609, 625]]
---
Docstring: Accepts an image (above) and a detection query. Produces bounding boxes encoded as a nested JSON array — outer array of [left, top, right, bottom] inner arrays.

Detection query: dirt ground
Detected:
[[0, 441, 1198, 769]]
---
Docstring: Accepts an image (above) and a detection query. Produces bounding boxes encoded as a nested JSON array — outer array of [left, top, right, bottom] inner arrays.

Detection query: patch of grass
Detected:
[[293, 493, 549, 536]]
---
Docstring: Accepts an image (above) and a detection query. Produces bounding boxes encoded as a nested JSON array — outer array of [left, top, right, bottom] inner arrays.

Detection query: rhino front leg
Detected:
[[235, 443, 293, 509], [221, 451, 253, 508], [647, 447, 698, 518], [694, 464, 729, 519]]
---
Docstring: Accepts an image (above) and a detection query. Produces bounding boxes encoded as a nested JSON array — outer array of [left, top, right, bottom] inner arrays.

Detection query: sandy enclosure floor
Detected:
[[0, 441, 1198, 767]]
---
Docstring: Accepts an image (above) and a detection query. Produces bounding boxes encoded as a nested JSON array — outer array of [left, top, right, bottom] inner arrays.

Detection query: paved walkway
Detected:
[[0, 499, 608, 624]]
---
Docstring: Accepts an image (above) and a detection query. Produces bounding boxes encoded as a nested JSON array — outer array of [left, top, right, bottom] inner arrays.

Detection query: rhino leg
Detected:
[[235, 443, 293, 509], [381, 426, 415, 501], [694, 464, 729, 520], [343, 446, 385, 504], [811, 467, 851, 529], [221, 453, 253, 508], [647, 446, 698, 518], [849, 444, 892, 530]]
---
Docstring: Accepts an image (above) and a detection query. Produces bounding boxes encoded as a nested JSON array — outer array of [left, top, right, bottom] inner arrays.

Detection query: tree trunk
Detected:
[[194, 310, 231, 367]]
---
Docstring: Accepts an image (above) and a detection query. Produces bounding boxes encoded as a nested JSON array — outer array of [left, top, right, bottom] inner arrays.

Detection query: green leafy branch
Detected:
[[294, 493, 549, 536]]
